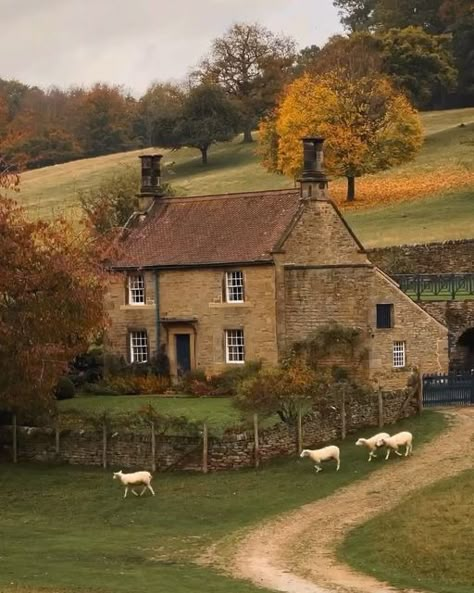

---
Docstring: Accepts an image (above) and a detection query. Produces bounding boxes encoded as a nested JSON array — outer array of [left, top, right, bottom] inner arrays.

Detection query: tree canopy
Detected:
[[198, 22, 296, 142], [150, 83, 239, 165], [259, 70, 423, 201], [0, 171, 109, 415]]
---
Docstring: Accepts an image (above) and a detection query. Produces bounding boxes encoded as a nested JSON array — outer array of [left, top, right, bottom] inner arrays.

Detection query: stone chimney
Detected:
[[298, 137, 329, 200], [137, 154, 164, 212]]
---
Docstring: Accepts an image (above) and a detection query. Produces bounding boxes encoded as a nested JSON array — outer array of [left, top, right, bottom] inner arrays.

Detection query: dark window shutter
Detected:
[[376, 304, 393, 329]]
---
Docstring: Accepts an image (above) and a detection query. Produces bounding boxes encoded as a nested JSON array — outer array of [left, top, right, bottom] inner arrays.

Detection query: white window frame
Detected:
[[393, 341, 406, 368], [130, 331, 148, 363], [128, 274, 145, 305], [225, 271, 244, 303], [225, 329, 245, 364]]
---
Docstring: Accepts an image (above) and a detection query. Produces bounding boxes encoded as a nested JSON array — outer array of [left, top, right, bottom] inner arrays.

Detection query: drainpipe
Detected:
[[154, 270, 160, 352]]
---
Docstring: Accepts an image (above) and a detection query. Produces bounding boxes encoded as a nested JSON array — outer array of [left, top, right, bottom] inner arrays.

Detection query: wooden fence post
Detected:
[[202, 423, 208, 474], [378, 391, 384, 428], [151, 421, 156, 473], [297, 406, 303, 454], [341, 392, 347, 440], [102, 421, 107, 469], [253, 413, 260, 468], [12, 413, 17, 464], [55, 423, 60, 456]]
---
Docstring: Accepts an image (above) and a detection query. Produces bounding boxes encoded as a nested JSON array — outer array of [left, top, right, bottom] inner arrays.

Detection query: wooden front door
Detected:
[[175, 334, 191, 377]]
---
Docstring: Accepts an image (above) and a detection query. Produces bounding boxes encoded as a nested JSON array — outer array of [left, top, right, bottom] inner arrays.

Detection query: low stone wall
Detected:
[[0, 390, 418, 471], [368, 240, 474, 275]]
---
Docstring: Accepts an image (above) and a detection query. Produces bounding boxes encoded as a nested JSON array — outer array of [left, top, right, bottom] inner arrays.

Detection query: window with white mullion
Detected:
[[392, 341, 406, 368], [225, 271, 244, 302], [130, 331, 148, 363], [128, 274, 145, 305], [225, 329, 245, 364]]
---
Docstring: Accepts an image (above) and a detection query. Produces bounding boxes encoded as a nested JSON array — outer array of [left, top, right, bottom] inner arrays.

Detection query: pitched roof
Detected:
[[115, 189, 302, 268]]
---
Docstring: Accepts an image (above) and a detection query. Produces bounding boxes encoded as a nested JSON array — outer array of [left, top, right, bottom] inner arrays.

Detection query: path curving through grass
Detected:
[[215, 408, 473, 593]]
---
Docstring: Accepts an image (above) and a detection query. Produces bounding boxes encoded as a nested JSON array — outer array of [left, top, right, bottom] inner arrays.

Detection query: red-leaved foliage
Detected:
[[0, 171, 110, 416]]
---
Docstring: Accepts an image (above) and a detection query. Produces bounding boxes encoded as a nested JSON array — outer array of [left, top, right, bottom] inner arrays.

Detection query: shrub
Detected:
[[106, 375, 170, 395], [210, 360, 263, 395], [55, 377, 76, 400]]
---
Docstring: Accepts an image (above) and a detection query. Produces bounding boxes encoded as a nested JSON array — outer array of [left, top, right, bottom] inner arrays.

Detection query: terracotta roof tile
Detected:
[[115, 189, 301, 268]]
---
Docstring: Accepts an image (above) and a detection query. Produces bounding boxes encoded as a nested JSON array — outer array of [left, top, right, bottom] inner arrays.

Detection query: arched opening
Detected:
[[452, 328, 474, 371]]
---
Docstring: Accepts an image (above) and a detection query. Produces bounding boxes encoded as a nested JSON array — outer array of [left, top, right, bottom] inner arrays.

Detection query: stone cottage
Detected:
[[106, 138, 448, 389]]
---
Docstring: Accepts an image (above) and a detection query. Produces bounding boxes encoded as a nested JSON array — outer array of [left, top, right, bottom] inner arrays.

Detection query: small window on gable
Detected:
[[128, 274, 145, 305], [376, 304, 393, 329], [393, 341, 406, 368], [225, 271, 244, 303], [130, 331, 148, 363], [225, 329, 245, 364]]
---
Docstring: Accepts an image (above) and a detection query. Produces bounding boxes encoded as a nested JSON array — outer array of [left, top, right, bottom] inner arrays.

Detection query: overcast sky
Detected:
[[1, 0, 342, 96]]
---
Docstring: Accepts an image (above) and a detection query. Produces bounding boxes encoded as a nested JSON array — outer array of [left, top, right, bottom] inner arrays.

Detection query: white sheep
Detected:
[[355, 432, 391, 462], [113, 470, 156, 498], [300, 446, 340, 473], [377, 431, 413, 460]]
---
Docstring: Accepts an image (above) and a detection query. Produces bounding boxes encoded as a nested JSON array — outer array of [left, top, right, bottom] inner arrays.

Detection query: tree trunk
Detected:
[[346, 176, 356, 202], [242, 125, 253, 143], [200, 146, 208, 165]]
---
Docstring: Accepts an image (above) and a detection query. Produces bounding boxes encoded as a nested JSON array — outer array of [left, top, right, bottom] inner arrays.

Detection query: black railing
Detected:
[[392, 273, 474, 301], [423, 372, 474, 407]]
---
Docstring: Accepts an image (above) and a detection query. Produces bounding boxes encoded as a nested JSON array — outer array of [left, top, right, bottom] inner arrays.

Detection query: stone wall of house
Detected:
[[0, 391, 418, 471], [106, 265, 279, 375], [368, 240, 474, 275], [280, 266, 448, 390], [279, 199, 369, 266]]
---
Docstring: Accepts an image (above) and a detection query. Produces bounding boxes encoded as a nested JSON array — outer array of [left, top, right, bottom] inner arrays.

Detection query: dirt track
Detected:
[[217, 409, 474, 593]]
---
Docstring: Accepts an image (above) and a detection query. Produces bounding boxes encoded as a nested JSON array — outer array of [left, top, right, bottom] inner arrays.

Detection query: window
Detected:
[[393, 341, 406, 368], [130, 331, 148, 363], [376, 304, 393, 329], [128, 274, 145, 305], [225, 271, 244, 302], [225, 329, 245, 363]]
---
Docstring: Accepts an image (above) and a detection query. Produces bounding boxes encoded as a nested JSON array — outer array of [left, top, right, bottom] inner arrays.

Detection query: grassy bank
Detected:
[[11, 108, 474, 247], [0, 411, 446, 593], [340, 469, 474, 593]]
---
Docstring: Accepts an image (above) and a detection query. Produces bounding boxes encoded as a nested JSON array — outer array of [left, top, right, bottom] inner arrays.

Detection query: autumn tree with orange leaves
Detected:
[[0, 169, 109, 417], [259, 70, 423, 201]]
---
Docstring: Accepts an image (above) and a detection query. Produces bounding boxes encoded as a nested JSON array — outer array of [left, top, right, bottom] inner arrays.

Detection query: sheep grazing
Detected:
[[113, 470, 155, 498], [377, 431, 413, 460], [355, 432, 391, 462], [300, 446, 340, 473]]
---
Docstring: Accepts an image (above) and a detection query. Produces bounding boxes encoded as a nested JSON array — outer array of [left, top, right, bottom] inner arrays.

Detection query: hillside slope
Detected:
[[11, 107, 474, 247]]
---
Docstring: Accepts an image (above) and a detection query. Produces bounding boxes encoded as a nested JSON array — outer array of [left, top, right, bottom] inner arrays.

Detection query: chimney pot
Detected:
[[298, 137, 329, 200], [139, 154, 163, 195]]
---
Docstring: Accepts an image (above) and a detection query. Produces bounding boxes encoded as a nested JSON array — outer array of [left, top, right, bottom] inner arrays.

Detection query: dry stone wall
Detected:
[[368, 240, 474, 275], [0, 390, 418, 471]]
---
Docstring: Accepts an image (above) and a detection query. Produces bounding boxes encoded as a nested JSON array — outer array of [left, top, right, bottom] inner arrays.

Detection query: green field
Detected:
[[58, 395, 261, 433], [0, 411, 445, 593], [340, 469, 474, 593], [11, 107, 474, 247]]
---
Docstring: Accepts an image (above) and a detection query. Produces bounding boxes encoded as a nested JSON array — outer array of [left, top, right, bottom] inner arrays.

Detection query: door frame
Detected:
[[166, 324, 196, 378]]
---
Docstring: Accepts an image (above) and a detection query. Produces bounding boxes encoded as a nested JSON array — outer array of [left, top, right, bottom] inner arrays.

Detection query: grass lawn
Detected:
[[340, 469, 474, 593], [346, 187, 474, 248], [11, 108, 474, 247], [58, 395, 255, 433], [0, 411, 445, 593]]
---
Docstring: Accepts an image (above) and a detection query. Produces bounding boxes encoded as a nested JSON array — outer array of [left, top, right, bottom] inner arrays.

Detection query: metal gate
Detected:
[[423, 373, 474, 407]]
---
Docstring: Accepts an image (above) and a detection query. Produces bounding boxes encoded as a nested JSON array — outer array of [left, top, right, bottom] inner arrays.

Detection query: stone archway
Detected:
[[451, 327, 474, 371]]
